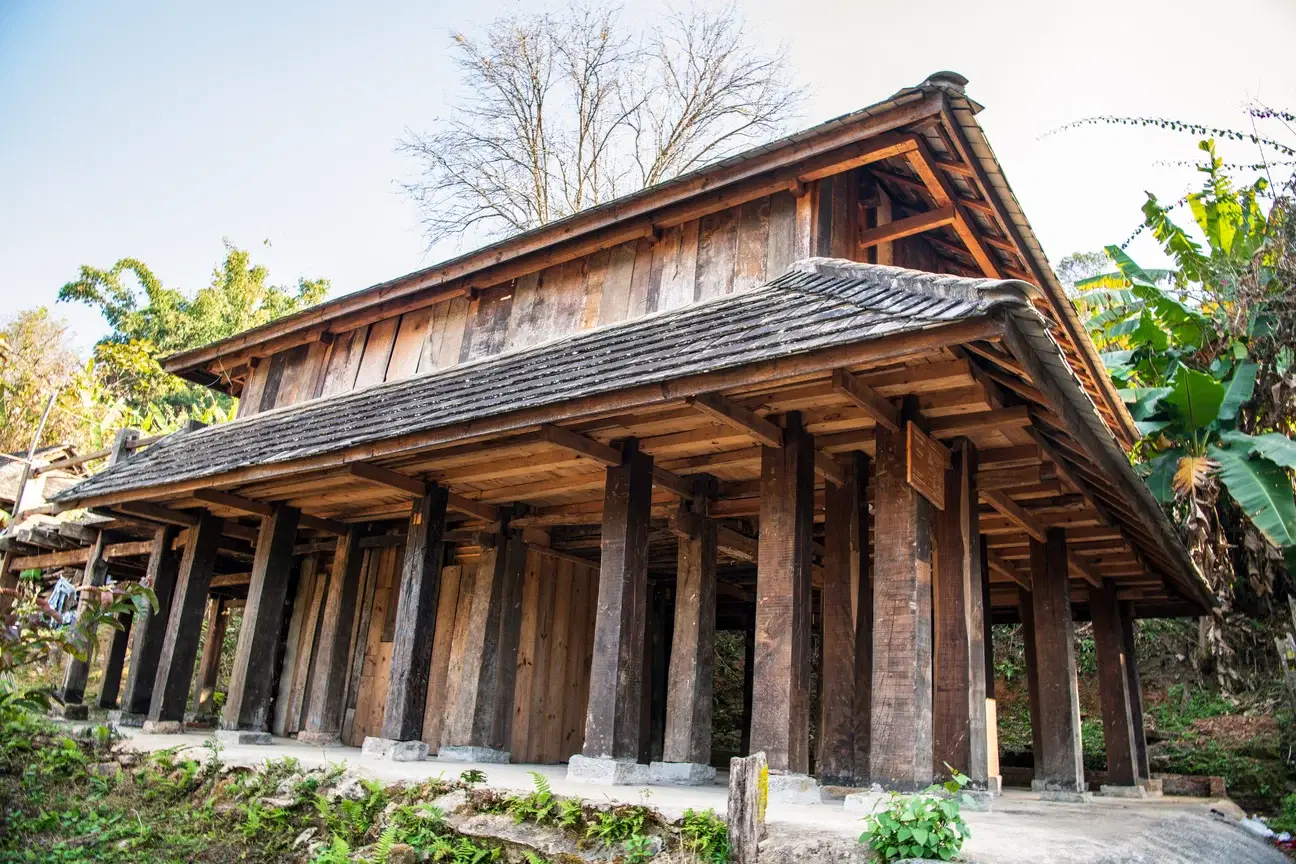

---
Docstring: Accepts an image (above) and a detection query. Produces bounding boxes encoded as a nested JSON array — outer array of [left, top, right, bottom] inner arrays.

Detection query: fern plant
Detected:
[[505, 772, 559, 825], [679, 808, 729, 863], [310, 834, 352, 864]]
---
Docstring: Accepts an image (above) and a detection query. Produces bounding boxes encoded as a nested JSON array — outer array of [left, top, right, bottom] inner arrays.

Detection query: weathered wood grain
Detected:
[[1120, 602, 1151, 781], [121, 526, 180, 715], [727, 751, 767, 864], [1090, 580, 1138, 786], [1029, 528, 1084, 792], [354, 318, 399, 389], [96, 612, 133, 709], [303, 529, 366, 740], [663, 501, 717, 766], [193, 598, 227, 717]]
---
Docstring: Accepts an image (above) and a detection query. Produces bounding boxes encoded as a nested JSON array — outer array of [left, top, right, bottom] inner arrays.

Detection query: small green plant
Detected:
[[858, 770, 971, 861], [460, 768, 488, 785], [679, 808, 729, 863], [623, 833, 656, 862], [505, 771, 560, 825], [311, 834, 353, 864], [585, 805, 651, 847], [557, 797, 584, 831]]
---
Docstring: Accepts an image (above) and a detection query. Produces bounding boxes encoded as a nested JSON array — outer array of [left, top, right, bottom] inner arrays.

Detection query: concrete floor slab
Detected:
[[113, 729, 1288, 864]]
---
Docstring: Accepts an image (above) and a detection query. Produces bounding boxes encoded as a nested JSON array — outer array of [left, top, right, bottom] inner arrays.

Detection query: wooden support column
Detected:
[[751, 412, 814, 775], [1120, 602, 1151, 781], [300, 528, 366, 744], [820, 451, 870, 785], [1018, 586, 1044, 774], [933, 440, 989, 786], [440, 528, 527, 757], [982, 540, 1001, 789], [194, 598, 228, 717], [222, 504, 301, 734], [147, 513, 224, 726], [740, 620, 755, 756], [61, 530, 110, 708], [660, 499, 718, 776], [121, 526, 180, 716], [1029, 528, 1085, 794], [870, 397, 934, 791], [96, 613, 133, 709], [1090, 580, 1139, 787], [579, 440, 654, 765], [379, 485, 449, 744]]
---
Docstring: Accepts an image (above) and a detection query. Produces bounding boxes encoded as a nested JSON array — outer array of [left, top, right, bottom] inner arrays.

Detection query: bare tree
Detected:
[[399, 2, 803, 247]]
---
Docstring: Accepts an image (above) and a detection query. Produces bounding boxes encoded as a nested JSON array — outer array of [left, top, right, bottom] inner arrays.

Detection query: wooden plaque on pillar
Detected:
[[906, 422, 948, 511]]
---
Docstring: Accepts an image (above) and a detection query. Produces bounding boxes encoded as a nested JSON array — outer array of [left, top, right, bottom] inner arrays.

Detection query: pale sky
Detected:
[[2, 0, 1293, 352]]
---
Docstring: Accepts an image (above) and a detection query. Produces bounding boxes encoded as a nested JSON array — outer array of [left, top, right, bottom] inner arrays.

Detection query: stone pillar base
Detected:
[[843, 789, 885, 813], [767, 772, 821, 805], [959, 790, 997, 811], [649, 761, 716, 786], [215, 729, 272, 746], [1140, 778, 1164, 797], [983, 774, 1003, 796], [1033, 780, 1092, 803], [108, 710, 147, 728], [361, 737, 429, 762], [297, 731, 343, 747], [141, 720, 184, 735], [1100, 784, 1148, 799], [437, 745, 510, 764], [60, 703, 89, 721], [567, 754, 651, 786]]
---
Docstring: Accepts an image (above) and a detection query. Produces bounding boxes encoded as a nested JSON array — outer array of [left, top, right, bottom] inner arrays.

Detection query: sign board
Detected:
[[906, 421, 949, 511]]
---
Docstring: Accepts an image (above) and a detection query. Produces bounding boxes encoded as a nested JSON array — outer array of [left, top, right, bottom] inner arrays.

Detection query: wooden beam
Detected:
[[544, 423, 693, 498], [1068, 554, 1104, 589], [9, 540, 157, 571], [857, 205, 956, 248], [831, 369, 900, 433], [685, 393, 784, 448], [980, 490, 1046, 543], [299, 514, 347, 536], [815, 451, 846, 487], [447, 493, 499, 523], [717, 526, 758, 563], [905, 141, 1000, 278], [348, 462, 427, 496], [985, 548, 1031, 591], [193, 489, 274, 517]]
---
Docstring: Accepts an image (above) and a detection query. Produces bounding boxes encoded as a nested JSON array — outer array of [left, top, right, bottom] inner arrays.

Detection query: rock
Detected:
[[386, 843, 417, 864], [88, 762, 121, 778], [1210, 799, 1246, 823], [430, 789, 467, 813], [293, 828, 317, 849], [327, 776, 368, 802], [258, 796, 296, 809]]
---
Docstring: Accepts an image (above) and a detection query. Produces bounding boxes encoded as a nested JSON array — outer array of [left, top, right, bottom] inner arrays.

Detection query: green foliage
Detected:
[[504, 771, 560, 825], [311, 834, 353, 864], [1267, 793, 1296, 834], [1147, 683, 1235, 734], [460, 768, 487, 785], [858, 771, 971, 861], [622, 833, 656, 862], [585, 805, 652, 847], [679, 808, 729, 863], [556, 797, 584, 831]]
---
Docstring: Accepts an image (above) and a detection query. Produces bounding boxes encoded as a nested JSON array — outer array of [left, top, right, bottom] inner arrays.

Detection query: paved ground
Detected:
[[115, 729, 1287, 864]]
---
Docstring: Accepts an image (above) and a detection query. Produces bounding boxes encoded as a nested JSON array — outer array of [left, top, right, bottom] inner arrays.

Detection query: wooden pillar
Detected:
[[193, 597, 228, 717], [1121, 602, 1151, 781], [1090, 581, 1139, 787], [982, 539, 1001, 789], [1017, 586, 1043, 773], [740, 619, 755, 756], [121, 526, 180, 716], [581, 440, 653, 763], [300, 528, 365, 743], [820, 451, 869, 785], [96, 613, 133, 709], [1029, 528, 1084, 793], [870, 398, 934, 791], [222, 505, 300, 734], [440, 529, 527, 756], [661, 502, 718, 771], [751, 412, 814, 775], [933, 440, 988, 785], [61, 530, 110, 706], [147, 513, 224, 725], [379, 485, 449, 743]]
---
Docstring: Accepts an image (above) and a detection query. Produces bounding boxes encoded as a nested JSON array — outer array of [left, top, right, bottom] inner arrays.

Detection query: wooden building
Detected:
[[38, 73, 1209, 795]]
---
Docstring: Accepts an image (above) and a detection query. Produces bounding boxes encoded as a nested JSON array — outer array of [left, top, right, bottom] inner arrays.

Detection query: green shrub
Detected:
[[586, 805, 651, 847], [858, 772, 971, 861], [679, 808, 729, 863], [622, 833, 655, 862], [505, 772, 560, 825]]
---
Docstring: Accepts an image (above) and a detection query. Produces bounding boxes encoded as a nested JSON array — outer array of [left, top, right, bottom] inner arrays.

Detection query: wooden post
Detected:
[[933, 440, 988, 786], [1029, 528, 1085, 794], [121, 526, 180, 716], [439, 529, 527, 758], [61, 530, 110, 708], [820, 451, 870, 785], [147, 513, 224, 726], [1090, 581, 1139, 787], [96, 613, 133, 709], [1120, 602, 1151, 781], [579, 440, 653, 766], [982, 540, 1001, 790], [870, 397, 934, 791], [222, 505, 301, 735], [740, 619, 755, 756], [379, 485, 449, 745], [300, 528, 365, 743], [751, 412, 814, 775], [660, 500, 718, 779], [727, 750, 768, 864], [193, 597, 228, 717], [1018, 586, 1043, 776]]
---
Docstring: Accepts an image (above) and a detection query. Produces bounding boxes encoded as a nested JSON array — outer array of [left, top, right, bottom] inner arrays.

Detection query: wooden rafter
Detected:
[[542, 424, 694, 499], [985, 548, 1031, 591], [685, 393, 784, 448], [831, 369, 901, 432], [857, 205, 955, 248], [192, 489, 345, 536], [347, 462, 499, 522], [905, 139, 1000, 278]]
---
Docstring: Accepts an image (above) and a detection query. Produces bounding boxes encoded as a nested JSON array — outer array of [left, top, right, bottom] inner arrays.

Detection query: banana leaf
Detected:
[[1144, 449, 1185, 504], [1164, 367, 1224, 431], [1209, 444, 1296, 548], [1218, 362, 1258, 423], [1219, 430, 1296, 471]]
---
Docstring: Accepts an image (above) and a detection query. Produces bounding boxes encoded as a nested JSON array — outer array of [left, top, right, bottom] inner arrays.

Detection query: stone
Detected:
[[430, 789, 468, 813], [108, 710, 146, 728], [1038, 789, 1093, 804], [259, 795, 296, 809], [843, 790, 885, 814], [60, 703, 89, 720], [649, 761, 716, 786], [296, 731, 342, 747], [1141, 778, 1165, 796], [141, 720, 184, 735], [983, 774, 1003, 796], [362, 737, 429, 761], [566, 754, 651, 786], [293, 828, 317, 849], [326, 777, 368, 802], [386, 844, 417, 864], [88, 762, 121, 778], [361, 736, 395, 757], [215, 729, 272, 746], [437, 745, 510, 764], [767, 772, 820, 805], [1100, 784, 1149, 799], [958, 790, 996, 811]]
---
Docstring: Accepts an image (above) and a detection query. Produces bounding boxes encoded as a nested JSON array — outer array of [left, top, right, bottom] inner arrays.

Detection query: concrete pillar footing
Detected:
[[649, 761, 716, 786], [215, 730, 272, 746], [361, 737, 429, 762], [437, 746, 510, 764], [296, 731, 343, 747], [767, 772, 821, 805], [567, 754, 651, 786], [1100, 784, 1148, 799], [141, 720, 184, 735], [108, 710, 147, 728], [60, 703, 89, 721], [1033, 781, 1092, 804]]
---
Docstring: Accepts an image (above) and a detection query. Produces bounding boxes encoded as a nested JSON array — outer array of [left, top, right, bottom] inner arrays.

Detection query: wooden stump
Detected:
[[728, 750, 768, 864]]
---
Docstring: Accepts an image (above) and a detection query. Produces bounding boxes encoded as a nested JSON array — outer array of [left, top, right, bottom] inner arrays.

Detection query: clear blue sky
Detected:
[[2, 0, 1292, 353]]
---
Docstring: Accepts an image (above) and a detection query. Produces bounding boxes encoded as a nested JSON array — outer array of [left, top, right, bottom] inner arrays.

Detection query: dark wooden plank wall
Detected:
[[240, 173, 899, 415]]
